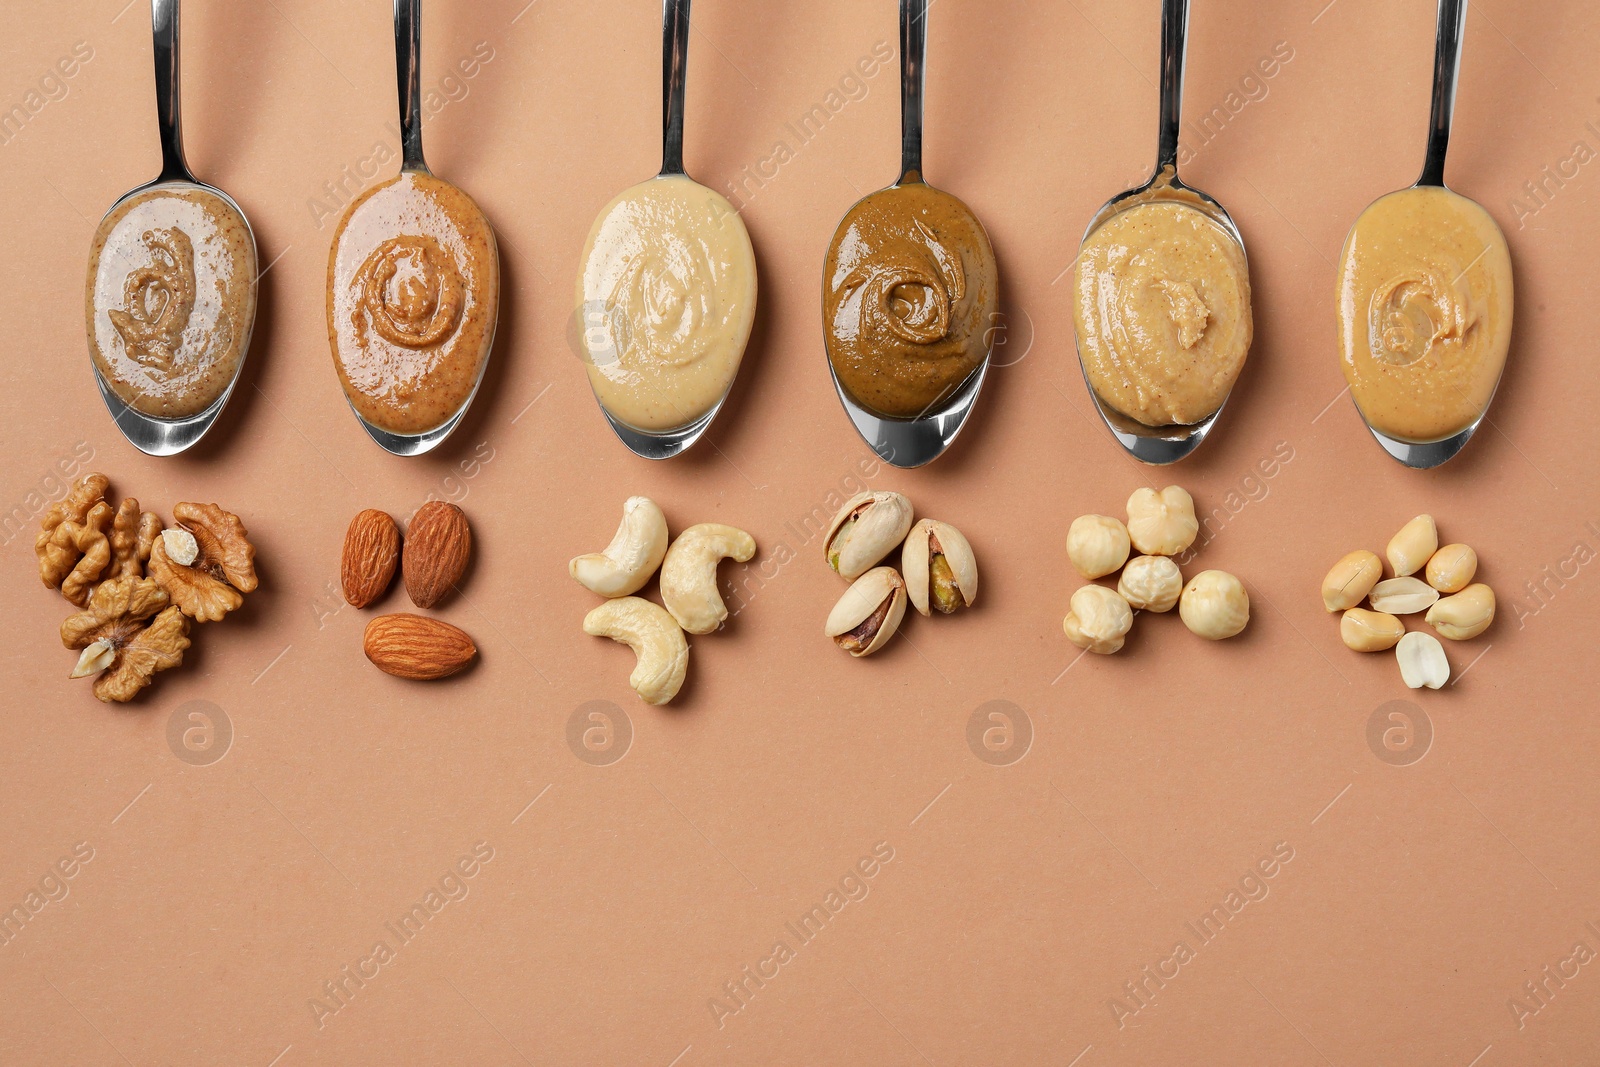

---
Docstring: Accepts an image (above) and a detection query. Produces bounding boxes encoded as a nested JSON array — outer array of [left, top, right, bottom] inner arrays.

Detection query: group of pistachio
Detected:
[[1321, 514, 1494, 689], [36, 472, 257, 703], [822, 491, 977, 657], [569, 496, 756, 705], [1064, 485, 1248, 653]]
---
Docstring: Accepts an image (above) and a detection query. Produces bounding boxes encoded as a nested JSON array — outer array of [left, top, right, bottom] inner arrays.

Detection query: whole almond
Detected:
[[403, 501, 472, 608], [363, 613, 477, 680], [342, 509, 400, 608]]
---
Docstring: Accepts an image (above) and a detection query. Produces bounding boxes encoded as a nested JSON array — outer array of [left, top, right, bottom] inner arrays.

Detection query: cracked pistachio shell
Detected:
[[824, 491, 913, 580], [902, 519, 977, 616], [824, 566, 906, 657]]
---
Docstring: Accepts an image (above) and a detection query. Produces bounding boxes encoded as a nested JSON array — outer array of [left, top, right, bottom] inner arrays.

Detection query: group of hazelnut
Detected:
[[569, 496, 757, 705], [341, 501, 479, 680], [36, 473, 258, 703], [1321, 514, 1494, 690], [1064, 485, 1248, 654], [822, 491, 978, 657]]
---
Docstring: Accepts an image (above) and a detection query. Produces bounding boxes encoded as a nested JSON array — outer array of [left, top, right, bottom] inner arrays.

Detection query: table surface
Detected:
[[4, 1, 1599, 1064]]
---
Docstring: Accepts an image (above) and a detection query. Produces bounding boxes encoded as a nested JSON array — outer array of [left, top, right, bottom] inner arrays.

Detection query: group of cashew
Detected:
[[571, 497, 755, 705], [823, 491, 978, 657]]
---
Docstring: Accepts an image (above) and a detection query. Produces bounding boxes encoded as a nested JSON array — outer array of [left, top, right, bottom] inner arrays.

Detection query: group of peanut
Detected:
[[821, 491, 978, 657], [1321, 514, 1494, 689], [1064, 485, 1249, 653], [341, 501, 478, 679], [568, 497, 757, 705], [36, 472, 258, 703]]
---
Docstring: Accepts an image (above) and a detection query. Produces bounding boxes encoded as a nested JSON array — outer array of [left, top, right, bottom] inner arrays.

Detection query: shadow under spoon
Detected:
[[1073, 0, 1249, 465], [89, 0, 259, 457], [822, 0, 994, 470]]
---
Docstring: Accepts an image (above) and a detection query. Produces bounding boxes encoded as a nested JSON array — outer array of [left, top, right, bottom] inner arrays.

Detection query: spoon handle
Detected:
[[1155, 0, 1188, 175], [1418, 0, 1467, 187], [151, 0, 189, 181], [898, 0, 926, 183], [661, 0, 691, 176], [395, 0, 426, 172]]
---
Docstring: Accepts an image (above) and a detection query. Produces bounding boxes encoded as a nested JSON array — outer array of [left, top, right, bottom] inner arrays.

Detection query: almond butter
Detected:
[[403, 501, 472, 609], [342, 509, 400, 608], [363, 613, 476, 680]]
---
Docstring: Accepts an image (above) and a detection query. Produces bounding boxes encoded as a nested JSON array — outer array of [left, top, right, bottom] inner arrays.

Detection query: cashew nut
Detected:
[[570, 496, 669, 597], [582, 597, 689, 705], [660, 523, 757, 634]]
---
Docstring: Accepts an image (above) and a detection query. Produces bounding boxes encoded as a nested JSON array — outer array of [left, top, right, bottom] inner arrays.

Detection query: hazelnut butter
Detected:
[[824, 182, 998, 419], [576, 175, 757, 432], [1073, 200, 1252, 427], [85, 184, 256, 419], [327, 170, 498, 436], [1336, 186, 1513, 442]]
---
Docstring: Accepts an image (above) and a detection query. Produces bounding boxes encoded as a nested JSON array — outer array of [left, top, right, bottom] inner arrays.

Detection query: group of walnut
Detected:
[[36, 472, 258, 703]]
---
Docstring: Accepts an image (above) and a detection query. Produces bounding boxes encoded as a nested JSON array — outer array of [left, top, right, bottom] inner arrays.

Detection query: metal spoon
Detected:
[[1073, 0, 1250, 465], [1344, 0, 1494, 468], [331, 0, 499, 456], [586, 0, 751, 461], [87, 0, 259, 456], [822, 0, 996, 469]]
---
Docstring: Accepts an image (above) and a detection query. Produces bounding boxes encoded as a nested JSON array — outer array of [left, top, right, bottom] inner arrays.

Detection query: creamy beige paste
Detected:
[[1336, 186, 1513, 442], [86, 184, 256, 418], [328, 170, 498, 436], [823, 182, 997, 419], [576, 175, 756, 432], [1073, 200, 1252, 427]]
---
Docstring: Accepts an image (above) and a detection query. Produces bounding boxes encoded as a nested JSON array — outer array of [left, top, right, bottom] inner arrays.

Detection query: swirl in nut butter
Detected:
[[86, 185, 255, 419], [823, 182, 997, 419], [576, 175, 757, 432], [328, 171, 498, 436], [1336, 186, 1513, 442]]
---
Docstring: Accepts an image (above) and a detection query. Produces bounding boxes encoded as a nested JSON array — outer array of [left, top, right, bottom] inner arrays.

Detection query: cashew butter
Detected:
[[86, 185, 256, 418], [1073, 200, 1252, 427], [1335, 186, 1512, 442], [823, 182, 997, 419], [576, 175, 756, 432], [328, 170, 499, 436]]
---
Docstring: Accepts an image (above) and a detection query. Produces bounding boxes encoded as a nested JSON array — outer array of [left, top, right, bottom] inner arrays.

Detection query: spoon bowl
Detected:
[[821, 0, 996, 469], [1071, 0, 1250, 465], [88, 0, 258, 457]]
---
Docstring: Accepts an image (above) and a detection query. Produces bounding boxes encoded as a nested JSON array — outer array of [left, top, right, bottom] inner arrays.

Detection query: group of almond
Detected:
[[1321, 514, 1494, 689], [341, 502, 477, 680], [569, 497, 757, 705], [822, 491, 978, 657], [36, 472, 257, 703]]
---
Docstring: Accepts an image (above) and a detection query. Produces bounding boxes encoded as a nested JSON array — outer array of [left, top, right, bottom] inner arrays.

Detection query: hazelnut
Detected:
[[1126, 486, 1199, 556], [1117, 555, 1182, 613], [1063, 585, 1133, 655], [1179, 570, 1249, 640], [1066, 515, 1130, 579]]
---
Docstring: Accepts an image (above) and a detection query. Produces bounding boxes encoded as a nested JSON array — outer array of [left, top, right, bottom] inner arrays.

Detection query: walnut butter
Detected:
[[1335, 186, 1513, 442], [576, 175, 756, 432], [1073, 200, 1252, 427], [328, 171, 498, 436], [86, 185, 256, 419], [824, 182, 998, 419]]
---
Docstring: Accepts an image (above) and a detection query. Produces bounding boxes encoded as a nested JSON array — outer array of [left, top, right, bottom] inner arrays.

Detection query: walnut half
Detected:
[[148, 502, 259, 622], [36, 473, 114, 605], [60, 577, 192, 703], [108, 498, 163, 581]]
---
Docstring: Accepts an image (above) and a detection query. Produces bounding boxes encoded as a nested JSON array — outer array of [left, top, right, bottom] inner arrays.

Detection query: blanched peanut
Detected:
[[1322, 550, 1383, 612], [1368, 577, 1439, 615], [1425, 583, 1495, 640], [1397, 631, 1449, 689], [1386, 515, 1438, 577], [1340, 609, 1404, 652], [1425, 543, 1477, 593]]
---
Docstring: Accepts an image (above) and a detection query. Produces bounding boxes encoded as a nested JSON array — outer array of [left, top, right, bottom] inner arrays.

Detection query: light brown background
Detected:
[[4, 0, 1600, 1063]]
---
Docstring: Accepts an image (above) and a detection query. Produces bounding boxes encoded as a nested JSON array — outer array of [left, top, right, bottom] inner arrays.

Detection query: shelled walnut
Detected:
[[148, 502, 259, 622], [60, 577, 192, 703]]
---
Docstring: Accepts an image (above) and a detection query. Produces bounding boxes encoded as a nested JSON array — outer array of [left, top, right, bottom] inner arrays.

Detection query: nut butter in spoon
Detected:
[[574, 0, 757, 461], [327, 0, 499, 455], [86, 0, 258, 456], [822, 0, 998, 469], [1335, 0, 1511, 468]]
